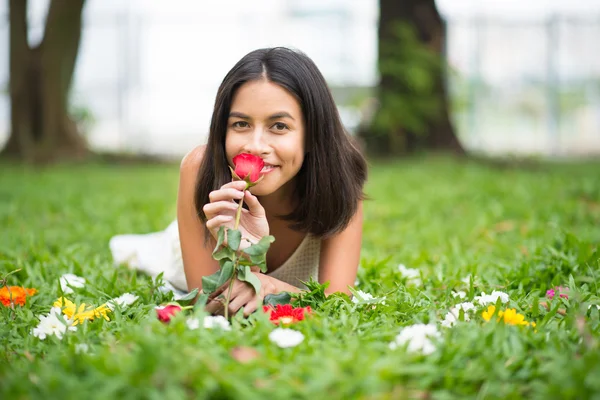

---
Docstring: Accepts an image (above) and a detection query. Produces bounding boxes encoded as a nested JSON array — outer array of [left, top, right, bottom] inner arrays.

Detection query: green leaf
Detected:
[[228, 229, 242, 251], [213, 226, 226, 253], [194, 292, 209, 310], [201, 261, 234, 295], [217, 261, 235, 287], [177, 288, 199, 302], [213, 246, 234, 261], [243, 235, 275, 256], [237, 265, 261, 294], [264, 292, 292, 307]]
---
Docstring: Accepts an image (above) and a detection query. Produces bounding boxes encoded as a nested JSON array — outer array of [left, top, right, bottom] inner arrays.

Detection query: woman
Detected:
[[110, 47, 367, 316]]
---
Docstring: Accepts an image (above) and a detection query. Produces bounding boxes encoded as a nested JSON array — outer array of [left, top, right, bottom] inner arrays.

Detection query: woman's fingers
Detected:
[[208, 188, 244, 203], [243, 298, 261, 317], [205, 215, 233, 231], [227, 289, 256, 316], [242, 191, 266, 217], [203, 201, 238, 218]]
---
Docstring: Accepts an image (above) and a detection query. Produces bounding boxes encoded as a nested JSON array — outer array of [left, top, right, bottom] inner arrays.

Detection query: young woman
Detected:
[[110, 47, 367, 316]]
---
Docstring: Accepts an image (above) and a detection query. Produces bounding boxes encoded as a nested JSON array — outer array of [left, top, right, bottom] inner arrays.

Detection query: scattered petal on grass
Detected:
[[474, 291, 509, 306], [452, 291, 466, 299], [230, 346, 260, 363], [31, 307, 77, 340], [59, 274, 86, 294], [389, 324, 440, 355], [269, 328, 305, 348], [106, 293, 139, 310], [0, 286, 37, 307], [75, 344, 90, 354], [398, 264, 422, 285]]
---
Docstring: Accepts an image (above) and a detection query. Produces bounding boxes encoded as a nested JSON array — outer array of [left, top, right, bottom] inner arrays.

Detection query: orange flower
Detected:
[[0, 286, 37, 307]]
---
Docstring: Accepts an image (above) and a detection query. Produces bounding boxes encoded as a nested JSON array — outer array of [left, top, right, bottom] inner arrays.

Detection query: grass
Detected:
[[1, 156, 599, 399]]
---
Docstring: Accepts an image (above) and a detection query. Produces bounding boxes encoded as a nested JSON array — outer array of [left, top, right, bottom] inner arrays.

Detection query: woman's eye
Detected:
[[232, 121, 249, 128], [272, 122, 289, 131]]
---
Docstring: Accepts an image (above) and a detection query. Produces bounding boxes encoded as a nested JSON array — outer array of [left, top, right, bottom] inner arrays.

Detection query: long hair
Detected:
[[195, 47, 367, 239]]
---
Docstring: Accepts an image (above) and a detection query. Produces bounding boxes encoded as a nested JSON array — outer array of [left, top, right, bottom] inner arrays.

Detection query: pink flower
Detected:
[[546, 286, 568, 300], [233, 153, 264, 183], [155, 304, 182, 323]]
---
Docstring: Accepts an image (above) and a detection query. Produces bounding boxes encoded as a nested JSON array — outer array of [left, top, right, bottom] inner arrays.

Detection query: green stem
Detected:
[[224, 189, 245, 319], [234, 192, 245, 230], [224, 256, 240, 320]]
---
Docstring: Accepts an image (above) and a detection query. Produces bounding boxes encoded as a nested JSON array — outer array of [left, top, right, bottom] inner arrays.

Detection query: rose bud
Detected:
[[155, 304, 182, 323]]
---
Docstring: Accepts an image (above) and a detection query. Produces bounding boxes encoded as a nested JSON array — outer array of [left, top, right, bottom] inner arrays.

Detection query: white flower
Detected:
[[269, 328, 305, 348], [452, 291, 466, 299], [186, 317, 200, 330], [354, 278, 360, 286], [186, 316, 231, 331], [474, 291, 509, 306], [351, 290, 386, 305], [389, 324, 440, 355], [352, 290, 373, 303], [106, 293, 139, 310], [588, 305, 600, 310], [203, 316, 231, 331], [398, 264, 422, 286], [59, 273, 86, 294], [75, 344, 90, 354], [31, 307, 77, 340], [441, 302, 476, 327]]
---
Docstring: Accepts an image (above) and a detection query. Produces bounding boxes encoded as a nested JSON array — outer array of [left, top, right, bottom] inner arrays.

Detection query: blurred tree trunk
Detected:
[[366, 0, 464, 155], [2, 0, 87, 163]]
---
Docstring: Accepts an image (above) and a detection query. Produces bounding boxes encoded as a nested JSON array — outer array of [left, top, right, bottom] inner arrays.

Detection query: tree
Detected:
[[2, 0, 87, 163], [361, 0, 464, 155]]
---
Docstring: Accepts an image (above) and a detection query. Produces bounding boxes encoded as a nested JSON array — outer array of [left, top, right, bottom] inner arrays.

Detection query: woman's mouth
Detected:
[[261, 164, 278, 174]]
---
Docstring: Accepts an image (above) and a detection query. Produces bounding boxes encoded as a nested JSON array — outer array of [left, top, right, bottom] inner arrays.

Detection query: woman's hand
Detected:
[[202, 180, 269, 246], [205, 268, 278, 317]]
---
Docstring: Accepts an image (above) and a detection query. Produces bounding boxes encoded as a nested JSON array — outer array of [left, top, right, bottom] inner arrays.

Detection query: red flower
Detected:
[[263, 304, 311, 325], [233, 153, 264, 183], [155, 304, 182, 323]]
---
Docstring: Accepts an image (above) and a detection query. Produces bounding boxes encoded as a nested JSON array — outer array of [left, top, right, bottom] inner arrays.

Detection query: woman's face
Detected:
[[225, 79, 305, 198]]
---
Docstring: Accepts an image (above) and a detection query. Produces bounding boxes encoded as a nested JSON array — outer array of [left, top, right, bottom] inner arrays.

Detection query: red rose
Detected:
[[263, 304, 311, 325], [233, 153, 265, 183], [155, 304, 182, 323]]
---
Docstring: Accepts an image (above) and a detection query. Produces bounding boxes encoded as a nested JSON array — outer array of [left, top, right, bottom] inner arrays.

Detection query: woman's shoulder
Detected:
[[180, 145, 206, 176]]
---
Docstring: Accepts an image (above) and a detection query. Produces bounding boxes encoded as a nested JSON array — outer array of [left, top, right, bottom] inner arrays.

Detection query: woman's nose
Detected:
[[243, 127, 269, 155]]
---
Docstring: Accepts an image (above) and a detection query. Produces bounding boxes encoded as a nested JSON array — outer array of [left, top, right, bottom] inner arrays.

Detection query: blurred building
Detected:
[[0, 0, 599, 157]]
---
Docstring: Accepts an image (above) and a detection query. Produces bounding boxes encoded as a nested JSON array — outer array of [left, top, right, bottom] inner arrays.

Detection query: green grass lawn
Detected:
[[1, 156, 599, 399]]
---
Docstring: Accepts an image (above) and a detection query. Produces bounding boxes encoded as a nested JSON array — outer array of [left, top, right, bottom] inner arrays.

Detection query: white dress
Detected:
[[109, 221, 321, 295]]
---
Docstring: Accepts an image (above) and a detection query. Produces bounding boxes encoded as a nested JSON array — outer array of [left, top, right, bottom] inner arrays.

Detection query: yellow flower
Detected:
[[482, 305, 496, 321], [482, 305, 534, 327], [498, 308, 530, 326], [54, 297, 111, 325]]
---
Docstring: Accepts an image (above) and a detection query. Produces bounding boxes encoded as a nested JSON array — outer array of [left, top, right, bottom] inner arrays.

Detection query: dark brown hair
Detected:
[[195, 47, 367, 239]]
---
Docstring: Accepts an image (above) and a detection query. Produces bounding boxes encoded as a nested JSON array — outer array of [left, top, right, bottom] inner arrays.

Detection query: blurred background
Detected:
[[0, 0, 599, 161]]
